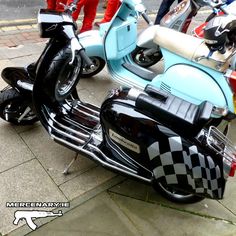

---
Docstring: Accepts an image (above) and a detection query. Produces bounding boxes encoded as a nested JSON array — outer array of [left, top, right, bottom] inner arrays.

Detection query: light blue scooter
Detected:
[[81, 0, 236, 119]]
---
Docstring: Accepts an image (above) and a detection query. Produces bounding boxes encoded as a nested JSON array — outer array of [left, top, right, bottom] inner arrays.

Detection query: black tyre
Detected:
[[153, 182, 204, 204], [44, 45, 82, 102], [131, 46, 163, 68], [81, 56, 106, 78], [0, 88, 38, 125]]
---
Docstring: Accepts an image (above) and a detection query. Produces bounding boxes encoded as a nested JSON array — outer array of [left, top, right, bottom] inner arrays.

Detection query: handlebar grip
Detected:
[[79, 49, 94, 69], [141, 13, 153, 25]]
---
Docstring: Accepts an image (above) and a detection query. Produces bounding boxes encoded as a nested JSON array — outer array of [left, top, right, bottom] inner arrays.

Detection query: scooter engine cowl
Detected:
[[100, 88, 226, 199]]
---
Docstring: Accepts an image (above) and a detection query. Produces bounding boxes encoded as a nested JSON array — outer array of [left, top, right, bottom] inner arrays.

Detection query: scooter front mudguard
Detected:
[[78, 30, 105, 59]]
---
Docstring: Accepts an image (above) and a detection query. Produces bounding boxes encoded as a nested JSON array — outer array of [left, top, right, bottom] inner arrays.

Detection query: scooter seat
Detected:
[[136, 85, 213, 137], [153, 26, 232, 72]]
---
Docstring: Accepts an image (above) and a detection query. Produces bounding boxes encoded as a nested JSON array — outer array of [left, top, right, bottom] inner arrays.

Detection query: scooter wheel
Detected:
[[0, 88, 38, 125], [153, 182, 204, 204], [131, 46, 162, 68], [44, 45, 82, 102], [81, 56, 106, 78]]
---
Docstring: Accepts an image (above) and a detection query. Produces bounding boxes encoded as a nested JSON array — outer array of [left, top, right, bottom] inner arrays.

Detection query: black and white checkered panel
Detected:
[[148, 135, 223, 199]]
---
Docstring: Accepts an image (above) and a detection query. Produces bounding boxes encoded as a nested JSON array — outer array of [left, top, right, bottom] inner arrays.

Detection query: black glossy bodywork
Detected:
[[100, 88, 226, 199], [1, 9, 77, 99], [32, 61, 226, 200]]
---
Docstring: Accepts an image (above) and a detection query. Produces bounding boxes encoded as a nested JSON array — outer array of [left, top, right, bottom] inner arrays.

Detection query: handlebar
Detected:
[[207, 0, 229, 14], [63, 0, 80, 15], [141, 12, 153, 26]]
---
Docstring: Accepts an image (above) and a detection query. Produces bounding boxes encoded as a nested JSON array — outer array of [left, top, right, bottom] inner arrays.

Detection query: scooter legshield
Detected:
[[100, 88, 226, 199]]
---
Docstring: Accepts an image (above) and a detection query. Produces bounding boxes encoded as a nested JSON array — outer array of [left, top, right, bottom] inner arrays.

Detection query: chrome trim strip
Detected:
[[52, 135, 152, 183], [48, 111, 90, 139]]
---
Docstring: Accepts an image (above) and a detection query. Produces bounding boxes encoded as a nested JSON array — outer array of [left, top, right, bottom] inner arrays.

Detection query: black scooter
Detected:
[[0, 0, 94, 125], [34, 4, 236, 203], [2, 0, 236, 204]]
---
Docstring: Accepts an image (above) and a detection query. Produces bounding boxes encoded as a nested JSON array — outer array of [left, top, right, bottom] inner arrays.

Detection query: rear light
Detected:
[[192, 22, 207, 38], [229, 162, 236, 177], [226, 70, 236, 94]]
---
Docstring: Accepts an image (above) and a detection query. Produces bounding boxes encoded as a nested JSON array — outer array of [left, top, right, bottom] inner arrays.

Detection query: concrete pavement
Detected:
[[0, 9, 236, 236]]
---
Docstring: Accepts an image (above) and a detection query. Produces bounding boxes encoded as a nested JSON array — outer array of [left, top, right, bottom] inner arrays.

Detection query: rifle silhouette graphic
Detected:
[[13, 210, 63, 230]]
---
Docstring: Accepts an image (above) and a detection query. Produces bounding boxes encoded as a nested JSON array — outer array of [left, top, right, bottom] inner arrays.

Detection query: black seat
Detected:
[[136, 85, 213, 137]]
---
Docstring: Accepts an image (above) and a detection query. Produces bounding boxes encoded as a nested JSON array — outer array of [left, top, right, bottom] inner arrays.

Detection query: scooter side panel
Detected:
[[151, 56, 234, 112], [100, 88, 226, 199], [149, 130, 225, 199]]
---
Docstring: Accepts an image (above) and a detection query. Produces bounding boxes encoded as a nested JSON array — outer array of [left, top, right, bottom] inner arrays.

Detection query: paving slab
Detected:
[[109, 179, 236, 223], [12, 121, 41, 134], [20, 125, 96, 186], [0, 58, 14, 71], [78, 70, 119, 105], [60, 166, 117, 201], [27, 192, 140, 236], [0, 42, 45, 60], [0, 159, 67, 235], [219, 177, 236, 216], [0, 120, 34, 173], [23, 190, 236, 236], [0, 59, 13, 88], [110, 193, 236, 236], [9, 54, 39, 67]]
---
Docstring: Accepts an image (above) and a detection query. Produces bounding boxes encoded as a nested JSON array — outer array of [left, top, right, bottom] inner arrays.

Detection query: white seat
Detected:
[[153, 25, 233, 72]]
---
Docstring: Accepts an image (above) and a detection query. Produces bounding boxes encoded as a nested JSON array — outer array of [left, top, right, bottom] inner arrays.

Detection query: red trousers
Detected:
[[101, 0, 120, 23], [46, 0, 67, 11], [67, 0, 99, 33]]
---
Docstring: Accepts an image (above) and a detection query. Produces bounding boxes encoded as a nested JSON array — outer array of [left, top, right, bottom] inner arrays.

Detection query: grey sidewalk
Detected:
[[0, 12, 236, 236]]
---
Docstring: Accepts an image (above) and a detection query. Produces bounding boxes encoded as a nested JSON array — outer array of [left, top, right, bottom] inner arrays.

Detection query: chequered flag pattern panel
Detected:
[[148, 133, 223, 199]]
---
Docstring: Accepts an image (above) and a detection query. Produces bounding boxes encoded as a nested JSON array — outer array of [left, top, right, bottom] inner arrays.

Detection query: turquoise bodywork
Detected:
[[102, 0, 234, 113], [77, 0, 234, 113]]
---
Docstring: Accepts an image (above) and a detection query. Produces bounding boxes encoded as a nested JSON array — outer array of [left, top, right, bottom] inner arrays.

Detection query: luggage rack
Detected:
[[206, 126, 236, 162]]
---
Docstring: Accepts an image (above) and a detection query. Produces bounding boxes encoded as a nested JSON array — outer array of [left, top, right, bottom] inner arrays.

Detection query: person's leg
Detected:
[[154, 0, 176, 24], [101, 0, 120, 23], [46, 0, 56, 10], [80, 0, 99, 32]]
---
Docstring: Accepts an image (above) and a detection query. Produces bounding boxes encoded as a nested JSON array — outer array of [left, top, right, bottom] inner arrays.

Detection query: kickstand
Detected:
[[63, 153, 78, 175]]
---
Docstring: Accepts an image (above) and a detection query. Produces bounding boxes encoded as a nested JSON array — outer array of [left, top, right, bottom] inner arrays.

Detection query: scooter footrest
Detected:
[[122, 63, 155, 81], [136, 86, 213, 137]]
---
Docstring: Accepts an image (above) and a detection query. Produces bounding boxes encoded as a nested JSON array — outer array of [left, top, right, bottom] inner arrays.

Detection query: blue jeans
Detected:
[[155, 0, 182, 24]]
